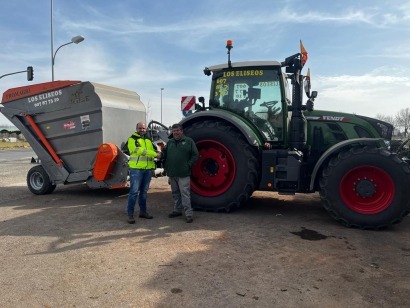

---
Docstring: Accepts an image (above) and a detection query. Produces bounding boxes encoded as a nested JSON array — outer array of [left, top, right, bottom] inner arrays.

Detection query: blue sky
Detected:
[[1, 0, 409, 126]]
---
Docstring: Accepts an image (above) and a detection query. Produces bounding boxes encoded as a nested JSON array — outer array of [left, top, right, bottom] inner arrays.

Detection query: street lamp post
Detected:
[[52, 35, 85, 81], [51, 0, 54, 80], [51, 0, 84, 81], [160, 88, 164, 123]]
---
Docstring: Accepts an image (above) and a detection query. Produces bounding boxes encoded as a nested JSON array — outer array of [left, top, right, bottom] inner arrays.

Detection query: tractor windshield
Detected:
[[211, 67, 285, 141]]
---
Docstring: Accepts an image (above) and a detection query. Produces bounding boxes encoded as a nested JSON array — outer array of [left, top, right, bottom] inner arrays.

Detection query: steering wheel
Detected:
[[261, 101, 279, 109]]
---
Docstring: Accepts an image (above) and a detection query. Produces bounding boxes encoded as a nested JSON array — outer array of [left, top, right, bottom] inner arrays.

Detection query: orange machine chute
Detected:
[[93, 143, 119, 181]]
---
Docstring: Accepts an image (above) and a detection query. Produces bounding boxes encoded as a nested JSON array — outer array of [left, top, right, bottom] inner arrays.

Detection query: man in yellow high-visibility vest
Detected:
[[126, 122, 161, 224]]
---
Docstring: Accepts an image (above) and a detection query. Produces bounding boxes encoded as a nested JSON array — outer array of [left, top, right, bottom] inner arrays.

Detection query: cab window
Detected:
[[211, 68, 284, 141]]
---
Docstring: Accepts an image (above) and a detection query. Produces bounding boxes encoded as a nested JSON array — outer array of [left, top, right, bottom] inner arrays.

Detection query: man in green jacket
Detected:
[[159, 123, 199, 223]]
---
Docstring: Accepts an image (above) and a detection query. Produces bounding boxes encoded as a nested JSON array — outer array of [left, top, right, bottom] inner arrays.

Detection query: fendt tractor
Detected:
[[178, 40, 410, 229]]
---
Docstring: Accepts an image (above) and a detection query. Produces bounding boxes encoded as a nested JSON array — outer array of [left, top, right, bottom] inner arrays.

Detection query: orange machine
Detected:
[[93, 143, 119, 181]]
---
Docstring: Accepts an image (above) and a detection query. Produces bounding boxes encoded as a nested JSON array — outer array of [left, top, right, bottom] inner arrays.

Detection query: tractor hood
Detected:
[[305, 109, 393, 141]]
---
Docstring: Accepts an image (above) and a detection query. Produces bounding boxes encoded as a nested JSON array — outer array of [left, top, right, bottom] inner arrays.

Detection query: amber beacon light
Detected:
[[226, 40, 234, 68]]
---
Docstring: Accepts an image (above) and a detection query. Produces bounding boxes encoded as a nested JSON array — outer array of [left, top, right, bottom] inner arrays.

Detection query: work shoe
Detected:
[[139, 212, 153, 219], [127, 216, 136, 224], [168, 211, 183, 218], [186, 216, 193, 223]]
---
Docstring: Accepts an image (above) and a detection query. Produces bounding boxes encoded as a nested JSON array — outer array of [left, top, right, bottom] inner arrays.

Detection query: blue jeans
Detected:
[[127, 169, 152, 216]]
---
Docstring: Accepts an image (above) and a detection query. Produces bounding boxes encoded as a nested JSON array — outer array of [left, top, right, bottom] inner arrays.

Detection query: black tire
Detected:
[[184, 120, 259, 211], [319, 146, 410, 229], [27, 165, 57, 195]]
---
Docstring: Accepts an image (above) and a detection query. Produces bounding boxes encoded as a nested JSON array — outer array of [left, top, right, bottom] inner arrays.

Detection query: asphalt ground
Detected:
[[0, 159, 409, 308]]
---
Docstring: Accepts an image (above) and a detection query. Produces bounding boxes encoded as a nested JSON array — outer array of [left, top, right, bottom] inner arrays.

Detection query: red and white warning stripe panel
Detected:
[[181, 96, 196, 111]]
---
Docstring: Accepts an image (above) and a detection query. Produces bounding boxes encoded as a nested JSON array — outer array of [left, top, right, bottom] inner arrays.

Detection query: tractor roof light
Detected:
[[226, 40, 233, 68], [226, 40, 233, 51]]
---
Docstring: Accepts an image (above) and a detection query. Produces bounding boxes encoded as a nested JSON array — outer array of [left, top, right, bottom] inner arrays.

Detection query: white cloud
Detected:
[[2, 0, 410, 128], [315, 69, 410, 117]]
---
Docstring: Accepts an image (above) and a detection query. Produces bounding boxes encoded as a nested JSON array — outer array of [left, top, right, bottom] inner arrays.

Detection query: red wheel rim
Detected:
[[339, 165, 395, 214], [191, 139, 236, 197]]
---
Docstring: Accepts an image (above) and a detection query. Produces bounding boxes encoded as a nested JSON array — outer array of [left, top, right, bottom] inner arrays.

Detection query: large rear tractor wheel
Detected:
[[320, 146, 410, 229], [184, 120, 259, 212], [27, 165, 57, 195]]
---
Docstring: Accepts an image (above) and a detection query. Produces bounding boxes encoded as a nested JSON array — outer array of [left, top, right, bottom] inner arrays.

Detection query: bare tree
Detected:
[[376, 113, 395, 125], [395, 108, 410, 137], [376, 113, 400, 135]]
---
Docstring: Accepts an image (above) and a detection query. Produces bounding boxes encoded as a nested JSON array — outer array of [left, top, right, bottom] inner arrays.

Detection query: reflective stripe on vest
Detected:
[[129, 156, 154, 162], [131, 148, 147, 156]]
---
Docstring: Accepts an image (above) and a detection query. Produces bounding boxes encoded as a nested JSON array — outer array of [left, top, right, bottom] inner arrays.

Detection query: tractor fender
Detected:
[[309, 138, 386, 191], [179, 110, 262, 146]]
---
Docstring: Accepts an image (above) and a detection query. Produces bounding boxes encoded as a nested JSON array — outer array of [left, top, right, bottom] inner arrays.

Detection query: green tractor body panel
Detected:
[[305, 109, 393, 154]]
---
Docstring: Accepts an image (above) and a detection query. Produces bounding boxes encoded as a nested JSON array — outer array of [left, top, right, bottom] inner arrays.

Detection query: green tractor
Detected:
[[179, 40, 410, 229]]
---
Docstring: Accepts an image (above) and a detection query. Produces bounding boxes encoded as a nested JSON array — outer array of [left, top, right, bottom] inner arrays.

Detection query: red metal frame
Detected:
[[25, 114, 63, 167]]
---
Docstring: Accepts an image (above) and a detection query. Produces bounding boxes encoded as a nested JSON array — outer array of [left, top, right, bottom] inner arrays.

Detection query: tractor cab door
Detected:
[[211, 67, 286, 143]]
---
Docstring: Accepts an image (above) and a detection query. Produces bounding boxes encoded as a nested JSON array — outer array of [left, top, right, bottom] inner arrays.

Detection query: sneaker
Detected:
[[168, 211, 183, 218], [139, 212, 153, 219], [186, 217, 193, 223], [127, 216, 136, 224]]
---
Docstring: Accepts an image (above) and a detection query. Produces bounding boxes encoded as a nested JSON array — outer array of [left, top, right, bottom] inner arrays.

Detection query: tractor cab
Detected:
[[197, 40, 316, 150], [205, 61, 289, 143]]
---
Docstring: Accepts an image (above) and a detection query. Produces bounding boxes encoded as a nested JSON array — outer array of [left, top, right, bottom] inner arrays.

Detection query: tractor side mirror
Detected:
[[311, 91, 317, 99]]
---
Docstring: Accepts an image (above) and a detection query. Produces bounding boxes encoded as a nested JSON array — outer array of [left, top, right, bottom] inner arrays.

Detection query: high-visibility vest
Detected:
[[127, 133, 157, 169]]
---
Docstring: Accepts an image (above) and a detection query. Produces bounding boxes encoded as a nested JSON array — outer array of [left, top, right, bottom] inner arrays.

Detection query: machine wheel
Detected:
[[319, 146, 410, 229], [27, 165, 56, 195], [184, 120, 259, 211]]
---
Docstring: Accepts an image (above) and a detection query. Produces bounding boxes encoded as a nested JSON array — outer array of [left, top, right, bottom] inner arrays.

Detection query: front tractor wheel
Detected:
[[184, 120, 259, 212], [27, 165, 56, 195], [320, 146, 410, 229]]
